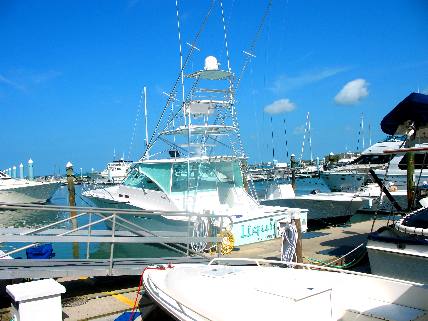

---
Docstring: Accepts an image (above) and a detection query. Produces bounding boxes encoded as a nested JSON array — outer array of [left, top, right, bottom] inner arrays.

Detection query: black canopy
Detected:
[[381, 93, 428, 135]]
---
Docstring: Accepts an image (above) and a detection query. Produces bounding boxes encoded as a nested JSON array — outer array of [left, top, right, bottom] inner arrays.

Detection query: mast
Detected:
[[271, 116, 275, 161], [308, 112, 313, 162], [361, 113, 365, 150], [284, 118, 289, 159]]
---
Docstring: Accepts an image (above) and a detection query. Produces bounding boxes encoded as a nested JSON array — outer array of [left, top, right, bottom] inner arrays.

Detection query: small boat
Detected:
[[142, 258, 428, 321], [261, 183, 363, 224], [0, 171, 60, 205]]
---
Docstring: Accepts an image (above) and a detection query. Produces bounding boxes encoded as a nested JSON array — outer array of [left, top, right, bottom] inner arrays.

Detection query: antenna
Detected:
[[144, 86, 150, 159], [220, 0, 231, 72], [175, 0, 185, 105]]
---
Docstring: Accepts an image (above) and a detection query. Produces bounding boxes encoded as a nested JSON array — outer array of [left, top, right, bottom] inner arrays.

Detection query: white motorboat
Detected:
[[320, 138, 403, 192], [367, 92, 428, 284], [142, 258, 428, 321], [84, 54, 305, 247], [261, 183, 363, 224], [98, 158, 133, 184], [0, 171, 60, 204]]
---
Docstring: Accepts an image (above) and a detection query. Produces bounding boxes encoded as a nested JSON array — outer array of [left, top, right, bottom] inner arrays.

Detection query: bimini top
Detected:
[[381, 93, 428, 135]]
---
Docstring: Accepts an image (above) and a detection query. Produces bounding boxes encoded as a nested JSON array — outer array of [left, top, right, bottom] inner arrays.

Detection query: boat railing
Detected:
[[207, 258, 424, 284], [0, 203, 233, 279]]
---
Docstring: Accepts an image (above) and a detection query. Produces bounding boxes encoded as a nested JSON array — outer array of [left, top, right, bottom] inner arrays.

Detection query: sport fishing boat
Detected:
[[142, 258, 428, 321], [0, 171, 60, 204], [367, 92, 428, 284], [84, 54, 304, 247]]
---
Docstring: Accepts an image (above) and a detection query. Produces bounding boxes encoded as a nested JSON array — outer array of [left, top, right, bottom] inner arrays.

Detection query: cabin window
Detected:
[[350, 154, 394, 165], [171, 161, 243, 192], [398, 153, 428, 170]]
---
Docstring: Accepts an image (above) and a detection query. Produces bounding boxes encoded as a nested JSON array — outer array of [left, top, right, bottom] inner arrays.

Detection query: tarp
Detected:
[[381, 93, 428, 135]]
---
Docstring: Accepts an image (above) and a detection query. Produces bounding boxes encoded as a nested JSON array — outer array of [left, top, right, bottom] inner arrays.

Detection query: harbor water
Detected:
[[0, 178, 377, 260]]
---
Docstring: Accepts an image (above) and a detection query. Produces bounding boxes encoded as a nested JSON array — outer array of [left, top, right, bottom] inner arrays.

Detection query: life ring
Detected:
[[218, 230, 234, 255]]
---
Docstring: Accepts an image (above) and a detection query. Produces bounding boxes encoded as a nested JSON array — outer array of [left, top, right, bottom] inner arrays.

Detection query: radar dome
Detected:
[[204, 56, 219, 71]]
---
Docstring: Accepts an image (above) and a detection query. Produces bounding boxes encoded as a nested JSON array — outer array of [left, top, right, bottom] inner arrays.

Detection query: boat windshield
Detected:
[[350, 154, 394, 165], [171, 160, 243, 193], [123, 160, 243, 193], [123, 163, 170, 191]]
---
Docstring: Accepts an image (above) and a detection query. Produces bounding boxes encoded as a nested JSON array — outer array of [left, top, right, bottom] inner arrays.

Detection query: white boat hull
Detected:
[[0, 181, 60, 204], [320, 171, 367, 192], [262, 193, 363, 222], [367, 239, 428, 284], [84, 187, 299, 246], [143, 260, 428, 321]]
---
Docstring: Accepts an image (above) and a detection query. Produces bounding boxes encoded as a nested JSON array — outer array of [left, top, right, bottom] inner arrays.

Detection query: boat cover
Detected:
[[381, 93, 428, 135], [402, 207, 428, 229]]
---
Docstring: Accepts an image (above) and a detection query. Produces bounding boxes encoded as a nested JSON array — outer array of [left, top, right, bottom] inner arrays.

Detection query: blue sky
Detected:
[[1, 0, 428, 175]]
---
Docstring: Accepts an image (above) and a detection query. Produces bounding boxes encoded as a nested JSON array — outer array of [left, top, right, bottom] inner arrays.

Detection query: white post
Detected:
[[28, 159, 34, 180], [19, 163, 24, 179], [6, 279, 66, 321]]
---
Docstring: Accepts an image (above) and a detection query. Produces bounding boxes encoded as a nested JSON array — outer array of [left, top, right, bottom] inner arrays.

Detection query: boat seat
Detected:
[[339, 297, 426, 321]]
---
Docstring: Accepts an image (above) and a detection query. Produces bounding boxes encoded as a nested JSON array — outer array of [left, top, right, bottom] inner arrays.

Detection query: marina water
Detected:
[[0, 178, 375, 259]]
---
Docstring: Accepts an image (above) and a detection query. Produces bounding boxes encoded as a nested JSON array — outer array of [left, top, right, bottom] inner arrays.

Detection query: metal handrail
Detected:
[[0, 204, 233, 265]]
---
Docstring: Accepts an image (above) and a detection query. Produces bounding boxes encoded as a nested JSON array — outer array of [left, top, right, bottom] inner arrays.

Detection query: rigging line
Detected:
[[235, 0, 272, 91], [413, 152, 427, 208], [157, 136, 189, 154], [300, 112, 309, 162], [370, 137, 407, 233], [308, 112, 313, 162], [128, 88, 144, 160], [142, 0, 216, 160]]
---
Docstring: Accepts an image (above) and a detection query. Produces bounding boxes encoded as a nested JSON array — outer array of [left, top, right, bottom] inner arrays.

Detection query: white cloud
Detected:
[[422, 87, 428, 95], [270, 67, 349, 94], [264, 98, 296, 114], [335, 78, 369, 105], [0, 74, 25, 91]]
